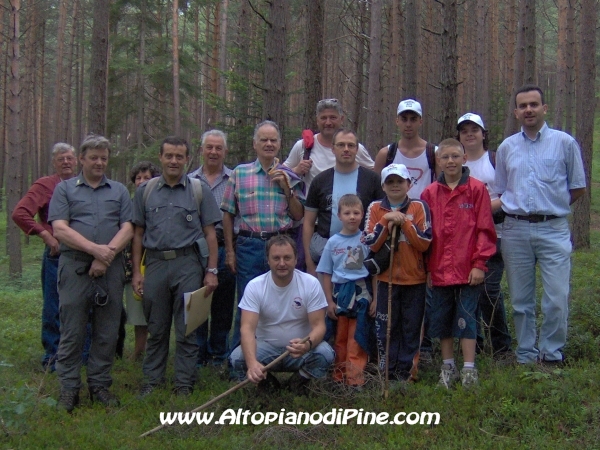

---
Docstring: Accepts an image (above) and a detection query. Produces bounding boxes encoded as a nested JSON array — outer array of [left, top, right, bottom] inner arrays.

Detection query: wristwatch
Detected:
[[206, 267, 218, 275]]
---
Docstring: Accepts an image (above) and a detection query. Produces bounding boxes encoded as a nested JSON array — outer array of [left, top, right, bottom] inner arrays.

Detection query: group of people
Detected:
[[12, 84, 585, 411]]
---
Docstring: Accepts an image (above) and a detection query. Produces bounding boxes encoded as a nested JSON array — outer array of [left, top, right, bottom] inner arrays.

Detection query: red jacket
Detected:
[[420, 168, 496, 287]]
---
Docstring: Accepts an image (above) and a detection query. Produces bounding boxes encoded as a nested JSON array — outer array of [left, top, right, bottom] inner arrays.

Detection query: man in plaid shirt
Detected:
[[221, 120, 305, 355]]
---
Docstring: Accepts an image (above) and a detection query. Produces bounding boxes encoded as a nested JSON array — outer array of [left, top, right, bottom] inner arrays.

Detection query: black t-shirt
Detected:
[[305, 166, 384, 238]]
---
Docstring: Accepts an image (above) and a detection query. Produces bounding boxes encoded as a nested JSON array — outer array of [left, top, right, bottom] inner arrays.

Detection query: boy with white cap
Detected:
[[363, 164, 432, 382], [374, 99, 437, 200], [456, 113, 512, 357]]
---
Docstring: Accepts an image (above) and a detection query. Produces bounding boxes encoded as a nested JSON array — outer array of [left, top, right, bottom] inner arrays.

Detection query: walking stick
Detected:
[[140, 335, 311, 438], [384, 225, 398, 399]]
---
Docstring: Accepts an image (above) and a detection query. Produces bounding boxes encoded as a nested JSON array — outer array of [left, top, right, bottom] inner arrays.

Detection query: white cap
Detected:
[[381, 164, 411, 185], [457, 113, 486, 130], [397, 99, 422, 117]]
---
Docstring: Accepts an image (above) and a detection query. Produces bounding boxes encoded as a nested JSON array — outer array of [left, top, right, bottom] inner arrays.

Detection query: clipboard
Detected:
[[183, 286, 214, 336]]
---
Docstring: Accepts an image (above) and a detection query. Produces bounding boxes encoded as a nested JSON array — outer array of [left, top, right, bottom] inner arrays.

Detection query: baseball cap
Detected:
[[457, 113, 486, 130], [397, 99, 422, 117], [381, 164, 411, 185]]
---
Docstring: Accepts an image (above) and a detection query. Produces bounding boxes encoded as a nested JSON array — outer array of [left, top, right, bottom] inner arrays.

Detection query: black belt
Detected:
[[505, 213, 560, 223], [62, 251, 94, 263], [146, 245, 196, 260], [238, 229, 291, 240]]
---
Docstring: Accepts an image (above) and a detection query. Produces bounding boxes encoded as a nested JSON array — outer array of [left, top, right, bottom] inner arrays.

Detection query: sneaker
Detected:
[[173, 386, 193, 397], [460, 367, 479, 388], [438, 364, 459, 389], [287, 372, 310, 396], [89, 386, 120, 407], [57, 390, 79, 413]]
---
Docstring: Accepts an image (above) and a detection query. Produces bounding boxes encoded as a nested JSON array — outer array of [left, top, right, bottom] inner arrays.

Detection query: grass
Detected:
[[2, 151, 600, 449]]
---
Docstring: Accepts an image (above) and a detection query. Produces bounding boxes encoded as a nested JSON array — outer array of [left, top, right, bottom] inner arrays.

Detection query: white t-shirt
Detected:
[[391, 147, 433, 199], [465, 151, 502, 238], [239, 269, 327, 348], [284, 134, 374, 192]]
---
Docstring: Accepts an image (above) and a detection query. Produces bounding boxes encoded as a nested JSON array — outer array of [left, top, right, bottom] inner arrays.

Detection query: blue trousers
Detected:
[[230, 236, 269, 351], [502, 217, 571, 363], [197, 247, 236, 364]]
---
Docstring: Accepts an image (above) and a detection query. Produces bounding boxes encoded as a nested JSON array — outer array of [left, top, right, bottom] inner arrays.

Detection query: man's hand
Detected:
[[225, 250, 236, 274], [287, 338, 310, 359], [326, 301, 337, 321], [91, 244, 115, 267], [468, 268, 485, 286], [203, 272, 218, 297], [269, 170, 291, 194], [292, 159, 313, 176], [132, 271, 144, 298], [40, 230, 60, 256], [246, 361, 266, 384], [89, 259, 108, 278]]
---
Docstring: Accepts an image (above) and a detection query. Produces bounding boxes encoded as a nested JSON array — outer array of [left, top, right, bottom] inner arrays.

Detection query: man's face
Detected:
[[332, 132, 358, 167], [134, 170, 153, 188], [268, 243, 297, 282], [514, 90, 547, 131], [316, 108, 344, 139], [79, 148, 109, 181], [382, 175, 410, 203], [52, 151, 77, 180], [200, 135, 226, 171], [458, 123, 484, 152], [437, 145, 466, 178], [159, 143, 189, 180], [395, 112, 422, 139], [254, 125, 280, 161]]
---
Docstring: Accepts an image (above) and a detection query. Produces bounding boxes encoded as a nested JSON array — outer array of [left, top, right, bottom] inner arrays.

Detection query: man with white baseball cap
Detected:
[[456, 112, 513, 358], [374, 99, 437, 200]]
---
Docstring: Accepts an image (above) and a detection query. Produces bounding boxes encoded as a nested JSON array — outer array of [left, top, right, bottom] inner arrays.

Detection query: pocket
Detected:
[[238, 191, 259, 216], [537, 159, 564, 183]]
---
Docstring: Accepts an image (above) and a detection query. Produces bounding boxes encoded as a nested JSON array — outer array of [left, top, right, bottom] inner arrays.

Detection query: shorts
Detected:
[[428, 284, 481, 340]]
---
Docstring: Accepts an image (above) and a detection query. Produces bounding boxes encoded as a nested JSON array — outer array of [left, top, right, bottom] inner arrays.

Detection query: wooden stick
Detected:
[[139, 336, 311, 438], [384, 225, 398, 399]]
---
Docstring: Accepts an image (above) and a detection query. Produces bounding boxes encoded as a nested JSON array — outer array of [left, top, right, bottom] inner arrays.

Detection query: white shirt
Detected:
[[465, 151, 501, 237], [391, 147, 433, 199], [239, 269, 327, 348]]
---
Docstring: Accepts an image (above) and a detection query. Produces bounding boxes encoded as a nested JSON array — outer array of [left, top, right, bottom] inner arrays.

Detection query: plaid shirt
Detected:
[[220, 159, 305, 232]]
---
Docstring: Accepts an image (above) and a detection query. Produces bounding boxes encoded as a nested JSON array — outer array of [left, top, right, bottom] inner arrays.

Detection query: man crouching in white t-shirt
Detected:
[[229, 235, 334, 394]]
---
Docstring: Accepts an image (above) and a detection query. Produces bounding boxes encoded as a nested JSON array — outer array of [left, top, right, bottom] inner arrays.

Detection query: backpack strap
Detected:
[[188, 177, 204, 213], [142, 177, 160, 209], [385, 142, 397, 167], [425, 142, 436, 182], [488, 149, 496, 169]]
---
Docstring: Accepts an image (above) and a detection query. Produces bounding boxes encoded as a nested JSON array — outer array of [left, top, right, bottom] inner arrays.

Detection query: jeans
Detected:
[[502, 216, 571, 363], [197, 247, 236, 364], [428, 284, 482, 340], [477, 239, 512, 353], [229, 340, 335, 380], [230, 236, 270, 351]]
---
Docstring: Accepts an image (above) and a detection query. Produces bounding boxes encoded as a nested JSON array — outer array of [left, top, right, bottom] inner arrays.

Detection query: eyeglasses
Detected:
[[439, 154, 464, 162], [334, 143, 357, 150]]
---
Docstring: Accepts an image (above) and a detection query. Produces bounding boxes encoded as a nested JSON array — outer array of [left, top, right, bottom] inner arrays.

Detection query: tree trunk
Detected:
[[302, 0, 324, 131], [53, 0, 67, 145], [572, 0, 596, 249], [554, 0, 568, 130], [403, 0, 418, 98], [172, 0, 181, 135], [474, 0, 487, 115], [7, 0, 22, 277], [440, 0, 458, 139], [136, 0, 146, 154], [564, 3, 575, 134], [522, 0, 536, 84], [64, 1, 78, 142], [365, 0, 383, 155], [262, 0, 288, 130], [88, 0, 110, 135]]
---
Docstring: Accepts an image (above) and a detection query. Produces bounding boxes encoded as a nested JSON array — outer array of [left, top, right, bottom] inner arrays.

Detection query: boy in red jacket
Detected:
[[421, 139, 496, 388]]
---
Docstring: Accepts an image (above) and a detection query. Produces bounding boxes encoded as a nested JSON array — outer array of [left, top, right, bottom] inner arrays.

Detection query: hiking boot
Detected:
[[257, 373, 281, 395], [89, 386, 120, 407], [173, 386, 193, 397], [57, 390, 79, 413], [460, 367, 479, 388], [138, 383, 160, 399], [287, 372, 310, 396], [437, 364, 459, 389]]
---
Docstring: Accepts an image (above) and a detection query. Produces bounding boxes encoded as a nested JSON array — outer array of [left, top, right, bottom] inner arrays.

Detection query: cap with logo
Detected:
[[397, 99, 423, 117], [381, 164, 411, 185], [457, 113, 486, 131]]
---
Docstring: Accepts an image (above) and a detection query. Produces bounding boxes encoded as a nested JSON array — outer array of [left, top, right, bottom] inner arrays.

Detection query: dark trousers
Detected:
[[197, 246, 236, 364], [376, 282, 426, 381]]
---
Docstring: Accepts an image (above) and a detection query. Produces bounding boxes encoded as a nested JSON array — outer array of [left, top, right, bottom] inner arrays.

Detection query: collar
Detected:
[[381, 194, 411, 212], [156, 173, 188, 189], [190, 164, 232, 180], [75, 173, 110, 188], [252, 158, 277, 174], [520, 122, 548, 142], [438, 166, 470, 187]]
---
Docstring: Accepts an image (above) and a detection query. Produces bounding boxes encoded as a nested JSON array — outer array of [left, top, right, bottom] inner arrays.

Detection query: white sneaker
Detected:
[[438, 364, 459, 389], [460, 367, 479, 388]]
